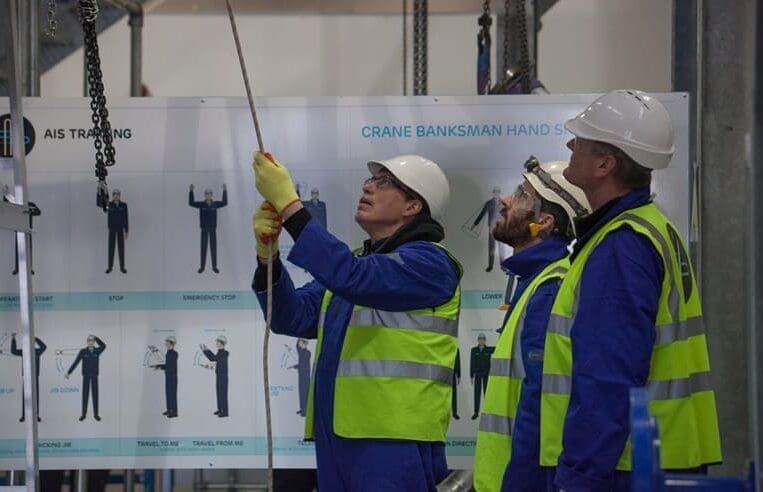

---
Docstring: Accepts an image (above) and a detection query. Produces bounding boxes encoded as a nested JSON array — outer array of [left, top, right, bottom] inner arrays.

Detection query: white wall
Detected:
[[537, 0, 673, 93], [41, 0, 672, 98]]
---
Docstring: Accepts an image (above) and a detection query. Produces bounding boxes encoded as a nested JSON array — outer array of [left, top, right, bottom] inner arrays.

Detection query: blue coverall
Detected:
[[157, 349, 178, 415], [253, 216, 459, 491], [554, 187, 664, 492], [498, 236, 569, 492], [203, 348, 229, 416], [67, 336, 107, 418]]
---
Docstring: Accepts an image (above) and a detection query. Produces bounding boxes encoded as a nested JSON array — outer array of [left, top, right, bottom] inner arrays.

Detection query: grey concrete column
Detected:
[[700, 0, 756, 477], [750, 0, 762, 488]]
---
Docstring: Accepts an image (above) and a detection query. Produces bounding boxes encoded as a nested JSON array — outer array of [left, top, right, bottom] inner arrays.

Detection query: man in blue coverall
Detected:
[[103, 189, 128, 274], [547, 90, 722, 490], [189, 184, 228, 274], [470, 334, 494, 419], [472, 158, 591, 492], [11, 333, 47, 422], [201, 336, 229, 417], [65, 334, 106, 421], [251, 152, 461, 491], [290, 338, 311, 417], [153, 336, 178, 418]]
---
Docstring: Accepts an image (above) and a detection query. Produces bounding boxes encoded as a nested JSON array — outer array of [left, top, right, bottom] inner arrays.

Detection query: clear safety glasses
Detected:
[[523, 156, 589, 217]]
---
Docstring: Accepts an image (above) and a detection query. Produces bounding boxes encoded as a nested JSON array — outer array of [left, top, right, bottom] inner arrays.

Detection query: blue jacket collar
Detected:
[[501, 235, 570, 278], [572, 187, 652, 259]]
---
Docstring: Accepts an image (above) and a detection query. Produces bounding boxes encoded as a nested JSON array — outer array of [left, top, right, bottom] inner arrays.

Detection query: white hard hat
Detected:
[[523, 157, 591, 236], [165, 336, 176, 344], [367, 154, 450, 221], [565, 90, 675, 170], [216, 335, 227, 345]]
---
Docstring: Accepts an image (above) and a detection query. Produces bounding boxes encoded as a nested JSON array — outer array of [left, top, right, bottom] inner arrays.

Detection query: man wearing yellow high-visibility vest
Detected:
[[251, 152, 462, 491], [542, 90, 722, 491], [473, 158, 590, 492]]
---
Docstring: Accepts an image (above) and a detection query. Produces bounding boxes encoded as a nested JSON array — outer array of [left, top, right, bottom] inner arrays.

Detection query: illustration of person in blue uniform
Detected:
[[152, 336, 178, 418], [470, 334, 494, 419], [201, 336, 229, 417], [290, 338, 311, 417], [65, 334, 106, 421], [102, 188, 128, 274], [471, 187, 504, 272], [301, 188, 327, 229], [11, 333, 46, 422], [188, 184, 228, 274]]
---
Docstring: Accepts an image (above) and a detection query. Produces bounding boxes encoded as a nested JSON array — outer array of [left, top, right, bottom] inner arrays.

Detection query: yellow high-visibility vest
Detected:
[[540, 203, 722, 470], [473, 257, 569, 492], [304, 243, 462, 442]]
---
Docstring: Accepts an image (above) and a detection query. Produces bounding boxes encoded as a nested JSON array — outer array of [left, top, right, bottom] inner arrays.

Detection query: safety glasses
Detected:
[[523, 156, 589, 217], [364, 173, 422, 202]]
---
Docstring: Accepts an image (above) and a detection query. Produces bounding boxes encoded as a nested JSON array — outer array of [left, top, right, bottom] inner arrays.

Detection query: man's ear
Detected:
[[533, 212, 555, 237], [595, 153, 618, 179], [403, 199, 424, 217]]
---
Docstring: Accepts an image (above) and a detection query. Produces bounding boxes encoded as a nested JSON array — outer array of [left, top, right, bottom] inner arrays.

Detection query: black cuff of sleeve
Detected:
[[253, 256, 284, 292], [283, 207, 311, 241]]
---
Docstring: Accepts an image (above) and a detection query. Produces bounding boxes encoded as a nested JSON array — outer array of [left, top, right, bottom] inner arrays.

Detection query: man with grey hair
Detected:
[[189, 184, 228, 274], [103, 188, 128, 274], [541, 90, 721, 490]]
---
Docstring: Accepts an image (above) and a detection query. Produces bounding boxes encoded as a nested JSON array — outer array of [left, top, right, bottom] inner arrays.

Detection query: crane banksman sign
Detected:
[[0, 95, 689, 470], [361, 122, 565, 138]]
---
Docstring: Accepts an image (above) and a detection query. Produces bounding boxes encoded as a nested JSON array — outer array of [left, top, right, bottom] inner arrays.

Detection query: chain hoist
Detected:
[[79, 0, 116, 211], [489, 0, 536, 94], [412, 0, 427, 95], [44, 0, 58, 38], [477, 0, 492, 94]]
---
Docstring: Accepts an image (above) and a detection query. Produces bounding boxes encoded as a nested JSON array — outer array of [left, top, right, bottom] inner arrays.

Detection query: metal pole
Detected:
[[402, 0, 407, 96], [16, 0, 28, 97], [127, 4, 143, 97], [751, 1, 762, 487], [7, 1, 39, 488], [160, 469, 172, 492], [76, 470, 87, 492], [27, 0, 39, 96], [103, 0, 144, 97], [124, 470, 135, 492]]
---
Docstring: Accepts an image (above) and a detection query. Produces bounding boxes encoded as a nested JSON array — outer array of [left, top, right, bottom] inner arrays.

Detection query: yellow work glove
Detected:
[[253, 151, 300, 214], [253, 202, 282, 259]]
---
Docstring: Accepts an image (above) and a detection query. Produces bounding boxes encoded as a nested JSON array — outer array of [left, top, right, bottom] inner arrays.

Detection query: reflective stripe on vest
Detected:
[[304, 242, 462, 443], [472, 259, 569, 492], [348, 308, 459, 337], [539, 203, 722, 470], [337, 359, 453, 384]]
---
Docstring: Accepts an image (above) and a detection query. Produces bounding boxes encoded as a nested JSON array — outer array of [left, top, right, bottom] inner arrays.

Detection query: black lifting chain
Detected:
[[515, 0, 531, 94], [502, 0, 511, 83], [80, 0, 116, 211], [477, 0, 492, 94], [412, 0, 428, 96]]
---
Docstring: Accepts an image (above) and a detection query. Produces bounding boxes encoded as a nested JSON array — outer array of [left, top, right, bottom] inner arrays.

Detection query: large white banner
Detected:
[[0, 95, 689, 469]]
